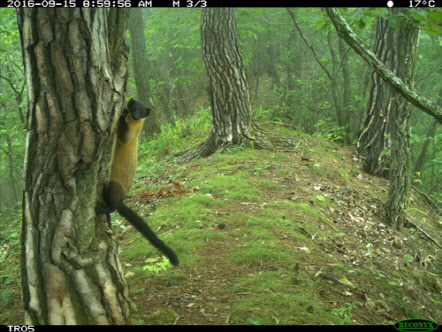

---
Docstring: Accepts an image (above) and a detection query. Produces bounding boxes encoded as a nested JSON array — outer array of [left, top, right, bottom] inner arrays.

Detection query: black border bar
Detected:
[[2, 0, 439, 8]]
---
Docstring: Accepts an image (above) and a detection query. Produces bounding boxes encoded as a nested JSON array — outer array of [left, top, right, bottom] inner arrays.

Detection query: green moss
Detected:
[[191, 172, 263, 202], [226, 271, 340, 325]]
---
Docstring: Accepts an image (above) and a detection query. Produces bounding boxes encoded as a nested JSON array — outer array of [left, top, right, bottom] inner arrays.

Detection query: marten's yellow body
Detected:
[[110, 114, 145, 197]]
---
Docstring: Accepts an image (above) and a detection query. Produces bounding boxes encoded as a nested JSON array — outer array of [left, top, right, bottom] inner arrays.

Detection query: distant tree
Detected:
[[0, 9, 26, 211], [184, 8, 296, 159], [287, 8, 352, 144], [18, 9, 134, 324], [413, 117, 438, 183]]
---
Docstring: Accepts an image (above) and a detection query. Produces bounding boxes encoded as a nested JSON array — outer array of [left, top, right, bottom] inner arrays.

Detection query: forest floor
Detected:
[[1, 122, 441, 325], [122, 123, 441, 325]]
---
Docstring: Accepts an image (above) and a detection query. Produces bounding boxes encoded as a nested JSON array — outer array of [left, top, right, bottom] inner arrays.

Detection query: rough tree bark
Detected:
[[18, 9, 134, 324], [383, 9, 419, 230], [356, 11, 405, 177], [182, 8, 296, 160]]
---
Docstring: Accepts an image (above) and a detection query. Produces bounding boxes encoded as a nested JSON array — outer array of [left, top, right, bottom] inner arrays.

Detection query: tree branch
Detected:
[[326, 8, 442, 124]]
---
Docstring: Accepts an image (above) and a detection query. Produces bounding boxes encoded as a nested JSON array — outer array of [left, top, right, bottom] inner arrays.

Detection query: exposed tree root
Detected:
[[176, 125, 300, 162]]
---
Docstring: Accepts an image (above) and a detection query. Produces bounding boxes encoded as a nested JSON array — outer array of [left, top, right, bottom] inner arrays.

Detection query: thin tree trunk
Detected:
[[413, 89, 441, 176], [288, 8, 351, 143], [18, 9, 134, 324], [326, 31, 345, 134], [413, 118, 438, 176], [338, 38, 351, 144], [6, 135, 19, 203]]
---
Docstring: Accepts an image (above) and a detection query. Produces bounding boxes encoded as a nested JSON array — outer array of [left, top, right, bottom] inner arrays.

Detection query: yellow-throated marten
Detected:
[[96, 99, 179, 266]]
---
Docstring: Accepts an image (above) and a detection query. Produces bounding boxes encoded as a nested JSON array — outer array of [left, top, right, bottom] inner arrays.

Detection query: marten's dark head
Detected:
[[127, 98, 151, 121]]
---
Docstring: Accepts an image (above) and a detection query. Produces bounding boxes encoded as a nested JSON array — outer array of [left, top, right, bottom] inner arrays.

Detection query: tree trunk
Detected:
[[198, 8, 254, 156], [328, 9, 420, 229], [182, 8, 297, 160], [338, 38, 351, 143], [413, 89, 441, 178], [326, 31, 345, 136], [384, 10, 418, 228], [357, 13, 398, 177], [166, 47, 190, 119], [352, 9, 418, 230], [413, 118, 438, 176], [18, 9, 134, 324], [6, 134, 19, 204], [288, 8, 351, 143]]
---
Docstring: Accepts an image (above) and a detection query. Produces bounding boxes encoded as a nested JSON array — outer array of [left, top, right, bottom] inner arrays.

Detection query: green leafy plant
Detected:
[[331, 302, 357, 325], [403, 254, 413, 264], [142, 256, 172, 274], [247, 316, 263, 325], [316, 118, 346, 142], [413, 171, 422, 185]]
